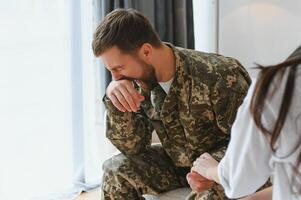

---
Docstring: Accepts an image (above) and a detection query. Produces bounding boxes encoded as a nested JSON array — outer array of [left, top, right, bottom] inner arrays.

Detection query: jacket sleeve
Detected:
[[211, 57, 252, 135], [103, 95, 154, 155]]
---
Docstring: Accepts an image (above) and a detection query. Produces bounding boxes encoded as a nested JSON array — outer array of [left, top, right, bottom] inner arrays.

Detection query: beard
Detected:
[[122, 57, 158, 91], [139, 62, 158, 90]]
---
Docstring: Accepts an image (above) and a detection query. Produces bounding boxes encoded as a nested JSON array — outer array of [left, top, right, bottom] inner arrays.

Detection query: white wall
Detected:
[[219, 0, 301, 77], [193, 0, 218, 53]]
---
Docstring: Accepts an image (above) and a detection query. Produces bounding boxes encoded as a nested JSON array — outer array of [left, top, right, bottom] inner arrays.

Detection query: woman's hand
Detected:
[[191, 153, 220, 183]]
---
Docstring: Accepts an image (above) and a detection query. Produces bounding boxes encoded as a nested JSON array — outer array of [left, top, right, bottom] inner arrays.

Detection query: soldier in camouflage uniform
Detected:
[[92, 9, 251, 200]]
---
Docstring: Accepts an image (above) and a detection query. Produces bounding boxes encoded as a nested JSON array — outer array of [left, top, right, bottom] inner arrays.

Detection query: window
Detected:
[[0, 1, 73, 199]]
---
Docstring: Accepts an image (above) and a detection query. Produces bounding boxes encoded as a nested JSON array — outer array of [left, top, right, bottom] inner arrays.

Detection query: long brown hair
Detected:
[[250, 46, 301, 193]]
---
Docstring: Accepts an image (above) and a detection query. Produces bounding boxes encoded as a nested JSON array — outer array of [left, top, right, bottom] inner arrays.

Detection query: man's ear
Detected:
[[138, 43, 153, 62]]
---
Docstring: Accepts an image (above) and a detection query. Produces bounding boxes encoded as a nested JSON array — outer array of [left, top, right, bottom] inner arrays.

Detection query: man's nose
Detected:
[[111, 71, 122, 80]]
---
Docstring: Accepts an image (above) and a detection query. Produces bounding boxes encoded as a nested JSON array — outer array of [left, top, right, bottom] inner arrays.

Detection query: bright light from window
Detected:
[[0, 1, 73, 199]]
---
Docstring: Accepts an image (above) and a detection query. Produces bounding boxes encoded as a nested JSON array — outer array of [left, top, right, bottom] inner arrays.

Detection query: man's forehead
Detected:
[[101, 47, 124, 67], [101, 46, 122, 59]]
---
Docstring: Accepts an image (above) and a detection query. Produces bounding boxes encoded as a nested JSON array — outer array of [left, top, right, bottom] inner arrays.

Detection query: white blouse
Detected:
[[218, 68, 301, 200]]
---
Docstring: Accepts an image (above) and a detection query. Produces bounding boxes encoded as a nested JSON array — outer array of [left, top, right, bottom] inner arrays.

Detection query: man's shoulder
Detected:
[[173, 46, 250, 88], [174, 46, 239, 72], [174, 46, 210, 62]]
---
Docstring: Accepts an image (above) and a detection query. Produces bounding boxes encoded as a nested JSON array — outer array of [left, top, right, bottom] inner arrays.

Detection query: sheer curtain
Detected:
[[78, 0, 117, 186], [0, 0, 73, 199], [0, 0, 116, 199], [64, 0, 116, 192]]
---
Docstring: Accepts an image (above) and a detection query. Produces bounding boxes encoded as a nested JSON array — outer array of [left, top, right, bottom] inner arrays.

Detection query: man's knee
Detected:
[[101, 154, 130, 193], [101, 153, 145, 199], [102, 153, 130, 174]]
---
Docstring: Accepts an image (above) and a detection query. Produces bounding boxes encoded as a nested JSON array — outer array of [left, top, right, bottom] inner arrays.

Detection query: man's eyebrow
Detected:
[[107, 65, 122, 70]]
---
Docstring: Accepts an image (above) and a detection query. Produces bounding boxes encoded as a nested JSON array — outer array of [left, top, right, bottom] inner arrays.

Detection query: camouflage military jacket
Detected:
[[103, 44, 251, 167]]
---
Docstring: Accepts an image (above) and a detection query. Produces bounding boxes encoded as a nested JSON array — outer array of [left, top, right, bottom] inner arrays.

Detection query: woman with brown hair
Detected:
[[189, 46, 301, 200]]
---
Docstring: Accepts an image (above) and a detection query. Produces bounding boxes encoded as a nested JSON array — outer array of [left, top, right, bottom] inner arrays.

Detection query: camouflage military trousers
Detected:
[[100, 145, 230, 200]]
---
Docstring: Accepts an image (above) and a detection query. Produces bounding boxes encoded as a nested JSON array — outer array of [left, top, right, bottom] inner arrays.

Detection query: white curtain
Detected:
[[0, 0, 117, 199], [79, 0, 117, 185]]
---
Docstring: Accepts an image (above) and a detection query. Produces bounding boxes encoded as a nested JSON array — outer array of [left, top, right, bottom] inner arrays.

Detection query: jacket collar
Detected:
[[160, 43, 191, 117]]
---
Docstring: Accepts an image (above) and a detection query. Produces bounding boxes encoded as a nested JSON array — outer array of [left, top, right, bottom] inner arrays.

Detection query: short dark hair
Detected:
[[92, 8, 162, 56]]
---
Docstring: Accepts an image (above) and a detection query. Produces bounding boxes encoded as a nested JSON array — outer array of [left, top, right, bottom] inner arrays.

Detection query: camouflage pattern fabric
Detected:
[[101, 145, 189, 200], [101, 43, 252, 199], [186, 184, 229, 200], [101, 145, 231, 200]]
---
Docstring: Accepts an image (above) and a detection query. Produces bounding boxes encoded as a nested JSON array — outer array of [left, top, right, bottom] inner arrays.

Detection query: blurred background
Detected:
[[0, 0, 300, 199]]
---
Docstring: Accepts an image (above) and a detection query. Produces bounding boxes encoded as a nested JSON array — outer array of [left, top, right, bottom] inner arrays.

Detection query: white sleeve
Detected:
[[217, 82, 272, 198]]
